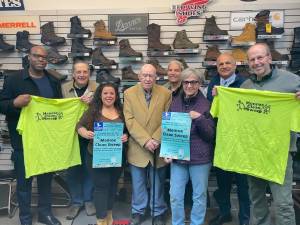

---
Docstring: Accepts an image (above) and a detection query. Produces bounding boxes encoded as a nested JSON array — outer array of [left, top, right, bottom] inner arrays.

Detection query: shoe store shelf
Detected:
[[230, 41, 256, 47], [203, 35, 230, 41], [93, 39, 117, 46], [67, 34, 91, 39], [272, 60, 289, 65], [119, 56, 143, 62], [173, 48, 201, 54], [68, 52, 91, 57], [147, 49, 200, 57], [203, 60, 288, 67], [90, 63, 118, 70], [257, 34, 283, 40], [147, 50, 173, 57]]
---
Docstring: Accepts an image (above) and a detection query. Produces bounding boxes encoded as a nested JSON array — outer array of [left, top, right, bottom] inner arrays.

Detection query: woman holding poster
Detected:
[[76, 83, 128, 225], [165, 68, 216, 225]]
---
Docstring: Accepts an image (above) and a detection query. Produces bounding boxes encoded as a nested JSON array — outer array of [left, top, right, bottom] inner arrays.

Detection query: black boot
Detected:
[[173, 30, 198, 49], [92, 47, 116, 67], [71, 38, 92, 54], [41, 22, 66, 46], [22, 55, 29, 68], [16, 30, 36, 52], [203, 16, 228, 36], [70, 16, 91, 37], [96, 69, 120, 85], [255, 10, 284, 35], [0, 33, 14, 51], [147, 23, 171, 51], [119, 39, 142, 57], [122, 66, 138, 80], [293, 27, 300, 43], [47, 47, 68, 64]]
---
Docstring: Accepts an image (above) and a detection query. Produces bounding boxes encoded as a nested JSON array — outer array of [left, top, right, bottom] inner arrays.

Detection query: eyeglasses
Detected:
[[140, 73, 156, 79], [30, 53, 47, 60], [182, 80, 199, 86]]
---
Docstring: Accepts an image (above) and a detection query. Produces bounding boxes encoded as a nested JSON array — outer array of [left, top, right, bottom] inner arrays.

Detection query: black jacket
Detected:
[[0, 69, 62, 150]]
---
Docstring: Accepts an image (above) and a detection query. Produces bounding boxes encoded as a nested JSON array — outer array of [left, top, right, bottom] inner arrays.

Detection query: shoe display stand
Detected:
[[203, 35, 230, 41], [67, 34, 91, 39], [68, 52, 91, 57], [93, 39, 117, 46], [230, 40, 256, 47], [257, 34, 283, 40], [147, 49, 200, 57], [91, 63, 118, 70], [119, 56, 143, 62]]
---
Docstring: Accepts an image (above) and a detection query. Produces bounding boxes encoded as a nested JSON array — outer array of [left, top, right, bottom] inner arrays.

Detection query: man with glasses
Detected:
[[61, 60, 97, 220], [207, 53, 250, 225], [241, 43, 300, 225], [123, 64, 171, 225], [0, 46, 62, 225]]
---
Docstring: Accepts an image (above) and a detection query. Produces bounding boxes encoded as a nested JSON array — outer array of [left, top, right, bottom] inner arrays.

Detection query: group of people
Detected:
[[0, 42, 299, 225]]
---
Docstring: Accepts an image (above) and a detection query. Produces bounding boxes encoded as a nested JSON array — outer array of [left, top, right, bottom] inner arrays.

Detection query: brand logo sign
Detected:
[[0, 15, 40, 34], [172, 0, 212, 25], [0, 0, 25, 11]]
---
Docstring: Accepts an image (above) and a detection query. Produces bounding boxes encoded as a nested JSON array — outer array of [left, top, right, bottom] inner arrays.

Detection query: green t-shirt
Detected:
[[17, 96, 87, 178], [210, 86, 300, 184]]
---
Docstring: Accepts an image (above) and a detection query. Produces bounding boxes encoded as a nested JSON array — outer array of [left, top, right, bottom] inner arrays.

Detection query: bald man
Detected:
[[0, 46, 62, 225]]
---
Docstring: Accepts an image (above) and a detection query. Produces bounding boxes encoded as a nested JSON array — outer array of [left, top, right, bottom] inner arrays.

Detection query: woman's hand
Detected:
[[189, 110, 201, 120], [78, 127, 94, 139], [121, 134, 128, 143], [164, 157, 173, 164]]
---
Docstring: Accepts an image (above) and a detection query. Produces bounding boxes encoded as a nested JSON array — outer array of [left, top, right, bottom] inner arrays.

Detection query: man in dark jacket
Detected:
[[207, 53, 250, 225], [0, 46, 62, 225]]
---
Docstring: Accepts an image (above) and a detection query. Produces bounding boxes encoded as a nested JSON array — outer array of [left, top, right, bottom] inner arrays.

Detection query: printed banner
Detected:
[[93, 122, 124, 168], [160, 112, 191, 160], [0, 0, 24, 11], [0, 15, 40, 34]]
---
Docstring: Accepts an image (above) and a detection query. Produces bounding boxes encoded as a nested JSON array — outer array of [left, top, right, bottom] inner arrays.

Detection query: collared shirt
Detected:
[[220, 74, 237, 87]]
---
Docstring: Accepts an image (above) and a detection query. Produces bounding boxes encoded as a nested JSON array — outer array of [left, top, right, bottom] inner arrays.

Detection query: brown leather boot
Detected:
[[173, 30, 198, 49], [119, 39, 142, 57], [231, 48, 247, 62], [147, 58, 167, 76], [94, 20, 117, 40], [122, 66, 138, 80], [204, 45, 221, 61], [147, 23, 171, 51], [92, 47, 116, 67], [232, 23, 256, 45]]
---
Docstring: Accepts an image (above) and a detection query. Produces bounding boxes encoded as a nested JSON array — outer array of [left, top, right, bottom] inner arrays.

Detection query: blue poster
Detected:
[[93, 122, 124, 168], [160, 112, 192, 160]]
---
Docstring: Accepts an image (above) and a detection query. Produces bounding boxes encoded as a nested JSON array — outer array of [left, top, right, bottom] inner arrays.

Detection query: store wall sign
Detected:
[[0, 15, 40, 34], [0, 0, 25, 11], [172, 0, 212, 25], [230, 11, 284, 30], [108, 14, 149, 36]]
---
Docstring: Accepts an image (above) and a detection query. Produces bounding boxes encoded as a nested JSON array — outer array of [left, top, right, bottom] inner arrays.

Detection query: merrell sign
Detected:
[[0, 0, 25, 11], [0, 16, 40, 34]]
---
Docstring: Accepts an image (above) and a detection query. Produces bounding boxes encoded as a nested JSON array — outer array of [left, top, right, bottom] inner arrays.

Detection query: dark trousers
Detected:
[[12, 150, 53, 225], [213, 168, 250, 225], [86, 153, 122, 219]]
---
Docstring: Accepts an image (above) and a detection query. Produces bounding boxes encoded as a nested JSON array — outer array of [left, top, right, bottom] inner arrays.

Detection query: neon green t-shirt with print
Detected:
[[17, 96, 87, 178], [210, 86, 300, 184]]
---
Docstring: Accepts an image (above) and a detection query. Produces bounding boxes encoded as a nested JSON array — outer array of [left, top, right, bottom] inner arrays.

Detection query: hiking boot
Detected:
[[176, 57, 189, 69], [255, 10, 284, 35], [203, 16, 228, 36], [173, 30, 198, 49], [119, 39, 142, 57], [231, 48, 247, 62], [0, 33, 14, 51], [47, 69, 68, 81], [71, 38, 92, 54], [122, 66, 138, 80], [231, 23, 256, 45], [92, 47, 116, 67], [70, 16, 91, 37], [264, 41, 289, 61], [22, 55, 29, 68], [237, 66, 252, 78], [46, 47, 68, 64], [16, 30, 36, 52], [147, 23, 171, 51], [204, 45, 221, 61], [66, 205, 82, 220], [96, 69, 120, 85], [94, 20, 116, 40], [147, 58, 167, 76], [41, 22, 66, 46]]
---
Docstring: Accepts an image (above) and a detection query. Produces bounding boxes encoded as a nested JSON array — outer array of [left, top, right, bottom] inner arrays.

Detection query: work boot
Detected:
[[94, 20, 116, 40], [203, 15, 228, 36], [0, 33, 14, 51], [237, 66, 252, 78], [92, 47, 116, 67], [70, 16, 92, 37], [204, 45, 221, 61], [173, 30, 198, 49], [47, 69, 68, 81], [176, 57, 189, 69], [231, 23, 256, 45], [96, 69, 120, 85], [47, 47, 68, 64], [264, 41, 289, 61], [71, 38, 92, 54], [16, 30, 36, 52], [147, 23, 171, 51], [22, 55, 29, 68], [119, 39, 142, 57], [231, 48, 247, 62], [122, 66, 138, 80], [147, 58, 167, 76], [255, 10, 284, 35], [41, 22, 66, 46]]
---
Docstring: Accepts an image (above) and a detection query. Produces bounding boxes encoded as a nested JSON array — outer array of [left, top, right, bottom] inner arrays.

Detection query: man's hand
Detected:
[[144, 139, 159, 153], [164, 157, 173, 163], [13, 94, 31, 108], [189, 110, 201, 120], [121, 134, 128, 143], [212, 86, 218, 97], [80, 95, 93, 104], [296, 91, 300, 100]]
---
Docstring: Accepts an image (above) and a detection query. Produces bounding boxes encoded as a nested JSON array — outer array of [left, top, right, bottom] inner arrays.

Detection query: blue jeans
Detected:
[[66, 139, 93, 206], [12, 150, 53, 225], [170, 162, 211, 225], [214, 168, 250, 225], [130, 163, 168, 217]]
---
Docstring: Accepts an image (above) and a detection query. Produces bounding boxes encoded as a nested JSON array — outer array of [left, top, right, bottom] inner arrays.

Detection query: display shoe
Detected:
[[204, 45, 221, 61], [0, 33, 14, 51], [232, 23, 256, 45], [94, 20, 116, 40], [122, 65, 138, 80], [203, 15, 228, 36], [173, 30, 198, 49], [96, 69, 120, 85], [119, 39, 142, 57], [147, 23, 171, 51], [70, 16, 91, 37], [46, 47, 68, 64], [255, 10, 284, 35], [176, 57, 189, 69], [71, 38, 92, 54], [41, 22, 66, 46], [294, 27, 300, 43], [47, 69, 68, 81], [92, 47, 116, 67], [231, 48, 247, 62], [147, 58, 167, 76], [16, 30, 36, 52]]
